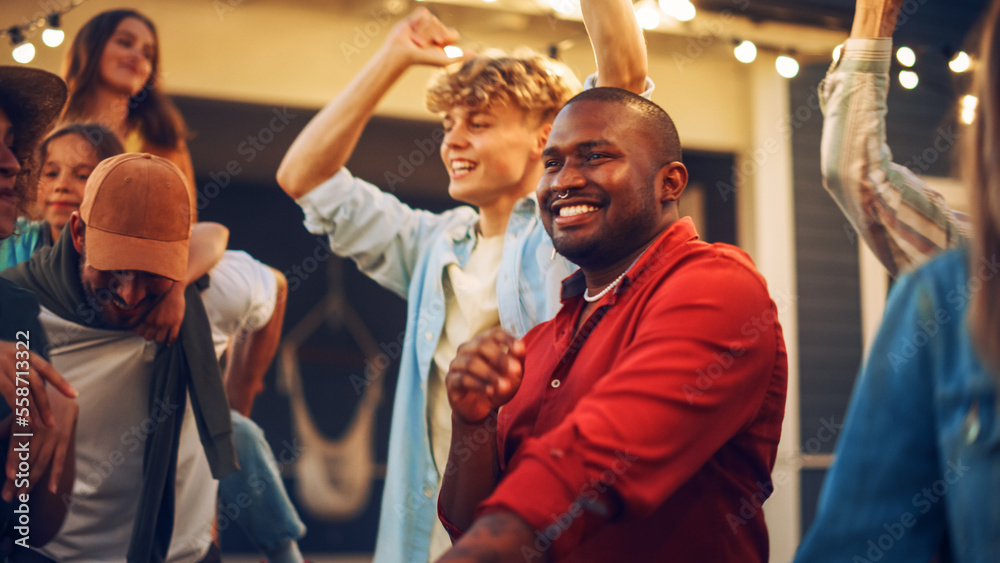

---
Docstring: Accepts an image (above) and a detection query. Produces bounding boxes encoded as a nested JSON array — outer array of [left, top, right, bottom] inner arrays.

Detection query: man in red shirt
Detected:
[[436, 88, 788, 562]]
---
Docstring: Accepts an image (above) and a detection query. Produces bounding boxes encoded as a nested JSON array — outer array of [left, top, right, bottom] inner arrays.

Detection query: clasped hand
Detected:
[[445, 328, 526, 425]]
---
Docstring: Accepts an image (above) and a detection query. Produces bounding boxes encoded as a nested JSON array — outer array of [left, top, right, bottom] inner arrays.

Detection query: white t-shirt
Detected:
[[37, 250, 277, 563], [426, 232, 504, 560]]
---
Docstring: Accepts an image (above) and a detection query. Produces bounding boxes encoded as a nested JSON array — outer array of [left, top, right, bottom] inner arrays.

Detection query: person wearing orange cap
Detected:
[[2, 152, 280, 563], [0, 65, 80, 552]]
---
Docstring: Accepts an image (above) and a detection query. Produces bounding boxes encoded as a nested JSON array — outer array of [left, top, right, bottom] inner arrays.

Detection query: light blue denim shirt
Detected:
[[296, 168, 575, 562], [795, 248, 1000, 562]]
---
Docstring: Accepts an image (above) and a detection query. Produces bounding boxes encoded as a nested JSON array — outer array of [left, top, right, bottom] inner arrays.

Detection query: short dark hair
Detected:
[[564, 87, 682, 165]]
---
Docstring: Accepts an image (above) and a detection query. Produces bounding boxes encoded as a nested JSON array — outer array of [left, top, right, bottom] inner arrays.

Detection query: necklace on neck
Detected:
[[582, 253, 644, 303]]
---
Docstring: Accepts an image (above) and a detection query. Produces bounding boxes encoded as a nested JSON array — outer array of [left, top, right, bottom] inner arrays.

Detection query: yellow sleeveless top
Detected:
[[123, 128, 143, 153]]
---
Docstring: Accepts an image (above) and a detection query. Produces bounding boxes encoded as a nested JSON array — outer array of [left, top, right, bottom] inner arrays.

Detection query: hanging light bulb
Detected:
[[549, 0, 579, 16], [8, 27, 35, 64], [961, 94, 978, 124], [659, 0, 696, 22], [734, 40, 757, 64], [41, 13, 64, 48], [896, 46, 916, 68], [949, 51, 971, 73], [42, 28, 63, 47], [635, 1, 661, 30], [12, 43, 35, 64], [674, 1, 696, 22], [899, 70, 919, 89], [776, 55, 799, 79]]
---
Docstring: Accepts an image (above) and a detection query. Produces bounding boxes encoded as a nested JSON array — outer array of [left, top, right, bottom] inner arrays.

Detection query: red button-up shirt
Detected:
[[477, 218, 788, 562]]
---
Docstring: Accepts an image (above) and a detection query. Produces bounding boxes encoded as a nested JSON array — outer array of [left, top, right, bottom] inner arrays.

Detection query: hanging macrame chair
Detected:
[[278, 259, 387, 520]]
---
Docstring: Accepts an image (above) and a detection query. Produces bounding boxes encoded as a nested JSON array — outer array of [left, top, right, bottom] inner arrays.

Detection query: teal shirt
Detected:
[[0, 218, 47, 271]]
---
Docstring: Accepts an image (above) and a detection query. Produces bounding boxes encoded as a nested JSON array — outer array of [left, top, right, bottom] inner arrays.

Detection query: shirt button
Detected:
[[423, 486, 434, 498], [425, 332, 433, 342], [551, 379, 561, 388]]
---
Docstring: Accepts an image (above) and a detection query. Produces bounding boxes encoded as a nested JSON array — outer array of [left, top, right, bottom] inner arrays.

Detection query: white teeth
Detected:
[[558, 205, 598, 217], [451, 160, 476, 173]]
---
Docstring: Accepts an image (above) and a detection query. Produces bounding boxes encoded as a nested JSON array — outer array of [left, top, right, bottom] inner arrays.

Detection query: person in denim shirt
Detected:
[[797, 0, 1000, 560], [276, 3, 651, 561]]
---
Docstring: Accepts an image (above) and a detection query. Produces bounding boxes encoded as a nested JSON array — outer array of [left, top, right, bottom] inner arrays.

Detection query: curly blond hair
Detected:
[[426, 49, 581, 124]]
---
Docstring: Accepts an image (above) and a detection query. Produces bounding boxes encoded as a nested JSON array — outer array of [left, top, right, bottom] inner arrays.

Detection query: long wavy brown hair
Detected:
[[61, 9, 187, 150], [968, 0, 1000, 371]]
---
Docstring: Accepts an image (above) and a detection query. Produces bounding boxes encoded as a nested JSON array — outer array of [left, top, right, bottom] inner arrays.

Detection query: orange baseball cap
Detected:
[[80, 153, 192, 281]]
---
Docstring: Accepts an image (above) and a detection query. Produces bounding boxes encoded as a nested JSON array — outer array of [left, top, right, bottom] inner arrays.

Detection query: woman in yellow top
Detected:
[[60, 9, 195, 206]]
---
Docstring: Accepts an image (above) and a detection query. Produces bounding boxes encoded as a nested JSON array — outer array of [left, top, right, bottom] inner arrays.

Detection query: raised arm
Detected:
[[276, 8, 459, 199], [820, 0, 970, 277], [581, 0, 647, 93], [850, 0, 903, 37]]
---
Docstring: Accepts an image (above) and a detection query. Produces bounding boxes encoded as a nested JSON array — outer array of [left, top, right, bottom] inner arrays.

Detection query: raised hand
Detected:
[[446, 328, 526, 424], [851, 0, 905, 38], [134, 281, 184, 346], [382, 7, 463, 68]]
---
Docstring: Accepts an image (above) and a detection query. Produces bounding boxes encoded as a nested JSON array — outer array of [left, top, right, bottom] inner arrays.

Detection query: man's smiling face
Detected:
[[537, 99, 671, 270], [440, 103, 549, 207], [79, 262, 175, 329]]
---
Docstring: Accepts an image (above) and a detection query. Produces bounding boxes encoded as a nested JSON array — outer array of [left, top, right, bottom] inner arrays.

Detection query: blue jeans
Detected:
[[218, 411, 306, 552]]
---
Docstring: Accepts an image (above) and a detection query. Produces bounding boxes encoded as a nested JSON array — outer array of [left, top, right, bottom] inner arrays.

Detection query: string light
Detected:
[[961, 94, 978, 124], [41, 13, 64, 48], [949, 51, 971, 73], [8, 27, 34, 64], [12, 44, 35, 64], [4, 0, 87, 62], [776, 55, 799, 78], [635, 1, 661, 30], [899, 70, 919, 89], [549, 0, 579, 16], [896, 46, 916, 67], [734, 40, 757, 64], [659, 0, 696, 22], [832, 44, 843, 63]]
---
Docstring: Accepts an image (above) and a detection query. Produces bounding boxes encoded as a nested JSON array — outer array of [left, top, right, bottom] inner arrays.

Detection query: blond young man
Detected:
[[276, 4, 649, 561]]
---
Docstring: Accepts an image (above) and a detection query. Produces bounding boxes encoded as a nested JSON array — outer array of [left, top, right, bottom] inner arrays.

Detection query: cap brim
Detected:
[[85, 225, 188, 282]]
